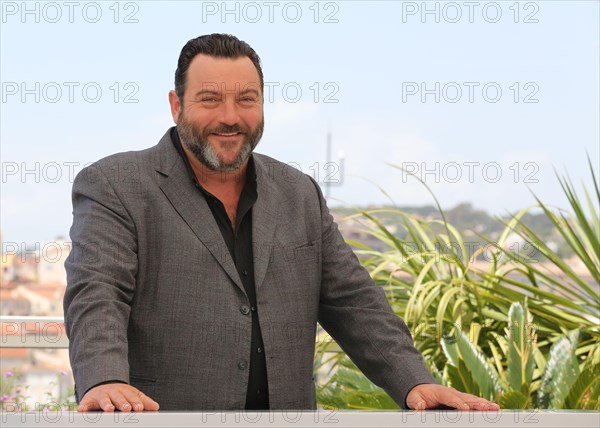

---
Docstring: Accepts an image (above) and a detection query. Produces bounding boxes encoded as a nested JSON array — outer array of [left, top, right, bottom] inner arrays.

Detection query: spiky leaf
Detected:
[[564, 364, 600, 409], [446, 360, 481, 396], [538, 331, 580, 408], [442, 331, 502, 400], [506, 301, 536, 391], [499, 390, 530, 409]]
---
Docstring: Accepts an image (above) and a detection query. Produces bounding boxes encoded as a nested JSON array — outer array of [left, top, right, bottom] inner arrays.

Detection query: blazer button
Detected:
[[240, 305, 250, 315], [238, 360, 248, 370]]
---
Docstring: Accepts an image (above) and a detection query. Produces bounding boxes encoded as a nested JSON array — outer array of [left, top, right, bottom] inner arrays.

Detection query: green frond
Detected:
[[537, 331, 580, 408], [564, 364, 600, 409], [442, 331, 503, 400], [499, 390, 531, 409], [506, 301, 536, 391]]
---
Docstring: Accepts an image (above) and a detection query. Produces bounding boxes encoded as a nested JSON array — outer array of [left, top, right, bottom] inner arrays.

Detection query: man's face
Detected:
[[169, 54, 264, 172]]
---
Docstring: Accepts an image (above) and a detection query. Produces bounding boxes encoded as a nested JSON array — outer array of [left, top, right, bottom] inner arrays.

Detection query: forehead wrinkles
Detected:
[[197, 81, 261, 94]]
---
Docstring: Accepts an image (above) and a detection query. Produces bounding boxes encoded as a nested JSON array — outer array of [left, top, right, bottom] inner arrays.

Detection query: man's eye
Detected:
[[239, 97, 257, 103], [201, 97, 219, 103]]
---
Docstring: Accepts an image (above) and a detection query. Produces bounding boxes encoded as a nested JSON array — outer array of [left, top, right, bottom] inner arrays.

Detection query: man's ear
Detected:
[[168, 90, 181, 124]]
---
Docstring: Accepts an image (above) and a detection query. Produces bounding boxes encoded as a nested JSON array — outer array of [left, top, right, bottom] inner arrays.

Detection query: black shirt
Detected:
[[171, 127, 269, 410]]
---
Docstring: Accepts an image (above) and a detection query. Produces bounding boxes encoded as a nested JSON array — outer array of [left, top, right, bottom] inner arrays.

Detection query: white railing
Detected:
[[1, 316, 68, 349], [2, 410, 600, 428]]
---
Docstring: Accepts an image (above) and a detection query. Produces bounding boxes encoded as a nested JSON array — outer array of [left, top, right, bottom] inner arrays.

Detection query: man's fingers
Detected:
[[78, 393, 115, 412], [467, 397, 500, 411], [121, 392, 143, 412], [428, 387, 464, 409], [458, 392, 500, 410], [426, 387, 500, 411], [78, 383, 160, 412], [110, 391, 135, 412], [138, 392, 160, 411], [445, 391, 500, 411], [78, 399, 101, 412], [122, 389, 158, 412], [409, 384, 501, 411], [98, 393, 119, 412]]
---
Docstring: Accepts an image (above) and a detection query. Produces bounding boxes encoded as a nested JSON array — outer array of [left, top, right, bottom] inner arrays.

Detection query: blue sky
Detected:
[[1, 0, 599, 246]]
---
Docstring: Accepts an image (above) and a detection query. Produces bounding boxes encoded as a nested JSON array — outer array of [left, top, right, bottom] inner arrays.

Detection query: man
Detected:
[[63, 34, 499, 412]]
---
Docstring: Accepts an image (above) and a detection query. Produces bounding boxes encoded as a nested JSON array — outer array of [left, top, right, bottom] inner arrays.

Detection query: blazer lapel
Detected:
[[154, 130, 245, 295], [252, 155, 280, 291]]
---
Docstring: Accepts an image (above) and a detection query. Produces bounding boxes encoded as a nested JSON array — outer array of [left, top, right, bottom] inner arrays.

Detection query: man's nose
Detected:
[[217, 97, 241, 125]]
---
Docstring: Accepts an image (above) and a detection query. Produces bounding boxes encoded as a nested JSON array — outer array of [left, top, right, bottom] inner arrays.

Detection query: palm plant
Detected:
[[314, 157, 599, 410], [443, 301, 599, 409]]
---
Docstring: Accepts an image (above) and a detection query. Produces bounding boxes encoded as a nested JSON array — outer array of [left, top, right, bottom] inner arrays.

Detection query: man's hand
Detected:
[[78, 383, 160, 412], [406, 384, 500, 411]]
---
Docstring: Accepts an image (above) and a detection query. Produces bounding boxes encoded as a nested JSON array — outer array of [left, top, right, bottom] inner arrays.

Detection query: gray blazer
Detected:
[[63, 128, 434, 410]]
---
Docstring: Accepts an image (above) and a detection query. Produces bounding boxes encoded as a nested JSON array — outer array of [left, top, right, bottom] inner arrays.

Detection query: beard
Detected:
[[177, 111, 264, 172]]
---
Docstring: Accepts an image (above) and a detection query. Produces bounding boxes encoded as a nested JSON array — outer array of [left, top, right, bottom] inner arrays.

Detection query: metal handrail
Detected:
[[0, 316, 68, 349]]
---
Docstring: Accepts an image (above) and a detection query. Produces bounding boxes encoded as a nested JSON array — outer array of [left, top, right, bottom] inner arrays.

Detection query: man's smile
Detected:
[[210, 132, 244, 141]]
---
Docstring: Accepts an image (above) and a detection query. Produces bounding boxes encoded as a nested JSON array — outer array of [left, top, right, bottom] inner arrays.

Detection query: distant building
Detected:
[[13, 283, 65, 316], [1, 232, 16, 286], [0, 287, 31, 316], [1, 252, 16, 286], [12, 251, 38, 283]]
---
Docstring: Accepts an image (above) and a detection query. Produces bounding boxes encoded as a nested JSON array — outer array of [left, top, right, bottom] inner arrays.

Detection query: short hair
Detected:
[[174, 33, 264, 100]]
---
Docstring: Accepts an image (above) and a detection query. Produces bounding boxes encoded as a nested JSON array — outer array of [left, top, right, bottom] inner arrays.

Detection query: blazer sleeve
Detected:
[[311, 178, 435, 409], [63, 163, 138, 403]]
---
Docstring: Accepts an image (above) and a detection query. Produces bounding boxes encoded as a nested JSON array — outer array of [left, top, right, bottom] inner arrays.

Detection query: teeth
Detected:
[[216, 132, 238, 136]]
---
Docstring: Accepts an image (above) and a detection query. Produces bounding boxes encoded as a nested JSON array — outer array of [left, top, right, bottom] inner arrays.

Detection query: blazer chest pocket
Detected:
[[284, 241, 318, 265], [281, 242, 320, 288]]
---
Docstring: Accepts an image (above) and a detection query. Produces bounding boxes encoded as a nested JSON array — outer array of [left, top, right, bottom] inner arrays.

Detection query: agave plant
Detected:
[[443, 301, 599, 409], [316, 304, 600, 410], [314, 157, 599, 410]]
